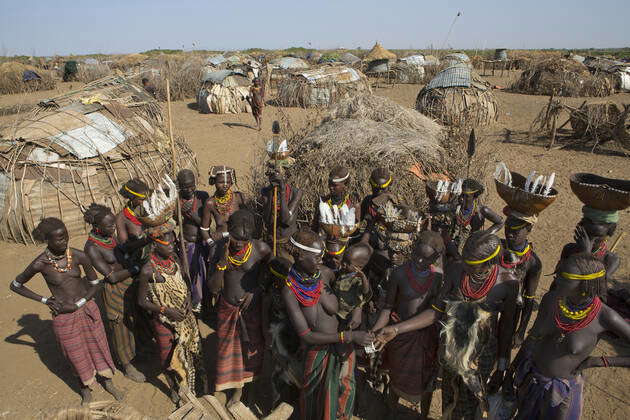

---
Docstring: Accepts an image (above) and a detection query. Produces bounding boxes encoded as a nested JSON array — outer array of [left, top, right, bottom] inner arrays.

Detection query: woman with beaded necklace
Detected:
[[200, 165, 246, 242], [136, 227, 204, 404], [115, 178, 150, 244], [210, 209, 271, 408], [11, 217, 122, 405], [282, 230, 374, 420], [438, 231, 518, 420], [83, 203, 145, 383], [503, 254, 630, 419]]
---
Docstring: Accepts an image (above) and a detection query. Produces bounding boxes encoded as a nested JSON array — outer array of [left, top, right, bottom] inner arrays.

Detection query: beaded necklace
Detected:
[[227, 242, 252, 267], [46, 248, 73, 273], [327, 194, 350, 208], [214, 189, 234, 216], [88, 230, 117, 249], [460, 264, 499, 300], [500, 243, 533, 269], [456, 201, 477, 226], [286, 266, 322, 306], [274, 184, 292, 211], [554, 296, 602, 340], [150, 253, 177, 275], [405, 263, 435, 295], [123, 206, 142, 226], [592, 241, 608, 259], [180, 194, 199, 215]]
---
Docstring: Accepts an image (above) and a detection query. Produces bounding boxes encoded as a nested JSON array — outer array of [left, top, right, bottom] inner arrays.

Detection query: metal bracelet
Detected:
[[12, 280, 23, 288], [222, 232, 230, 238], [40, 296, 48, 304], [89, 279, 100, 286], [75, 298, 87, 308]]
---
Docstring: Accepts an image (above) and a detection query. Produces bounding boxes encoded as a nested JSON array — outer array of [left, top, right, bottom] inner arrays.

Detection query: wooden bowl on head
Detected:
[[494, 171, 558, 216], [570, 173, 630, 211]]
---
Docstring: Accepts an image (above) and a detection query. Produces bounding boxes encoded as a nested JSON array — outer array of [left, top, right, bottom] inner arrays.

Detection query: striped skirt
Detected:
[[52, 300, 115, 386], [215, 296, 264, 391], [102, 278, 136, 366], [300, 344, 356, 420]]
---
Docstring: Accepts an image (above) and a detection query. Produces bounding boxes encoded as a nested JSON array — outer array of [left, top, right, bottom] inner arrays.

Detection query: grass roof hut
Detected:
[[416, 63, 499, 127], [197, 69, 252, 114], [510, 58, 614, 97], [276, 66, 371, 108], [0, 62, 56, 95], [0, 76, 197, 243], [250, 94, 476, 219], [391, 55, 428, 84], [364, 42, 397, 74]]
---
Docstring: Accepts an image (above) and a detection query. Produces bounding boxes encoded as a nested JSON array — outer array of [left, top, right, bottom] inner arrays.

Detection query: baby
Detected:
[[333, 243, 373, 329]]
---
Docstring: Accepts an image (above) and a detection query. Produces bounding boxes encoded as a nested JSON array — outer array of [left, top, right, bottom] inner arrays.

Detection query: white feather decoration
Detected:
[[530, 175, 543, 194], [524, 171, 536, 192], [543, 173, 555, 196]]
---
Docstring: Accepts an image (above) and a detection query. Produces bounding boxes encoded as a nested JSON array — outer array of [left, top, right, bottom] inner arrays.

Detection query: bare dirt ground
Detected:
[[0, 71, 628, 419]]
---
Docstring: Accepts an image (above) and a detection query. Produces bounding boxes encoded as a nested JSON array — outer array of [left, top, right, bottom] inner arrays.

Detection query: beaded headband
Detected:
[[326, 245, 346, 256], [464, 244, 501, 265]]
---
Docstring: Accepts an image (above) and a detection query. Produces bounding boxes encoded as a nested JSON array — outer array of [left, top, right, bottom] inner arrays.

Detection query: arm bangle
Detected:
[[41, 297, 48, 304], [216, 264, 228, 271], [12, 280, 23, 288], [75, 298, 87, 308], [222, 232, 230, 238], [431, 304, 445, 313], [206, 238, 215, 245], [523, 294, 535, 299], [89, 279, 100, 286], [200, 226, 210, 231]]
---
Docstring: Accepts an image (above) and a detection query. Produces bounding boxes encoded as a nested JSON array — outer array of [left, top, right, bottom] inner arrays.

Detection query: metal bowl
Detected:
[[494, 171, 558, 216], [570, 173, 630, 211]]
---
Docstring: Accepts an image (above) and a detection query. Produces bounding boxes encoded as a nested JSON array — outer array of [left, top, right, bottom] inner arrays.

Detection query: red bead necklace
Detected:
[[405, 264, 435, 295], [554, 296, 602, 334], [461, 264, 499, 300], [593, 241, 607, 259], [123, 206, 142, 226], [88, 230, 117, 249], [500, 244, 533, 269], [286, 267, 322, 307]]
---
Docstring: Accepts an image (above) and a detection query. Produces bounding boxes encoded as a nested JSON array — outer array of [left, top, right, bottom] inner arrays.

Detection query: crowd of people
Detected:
[[9, 139, 630, 420]]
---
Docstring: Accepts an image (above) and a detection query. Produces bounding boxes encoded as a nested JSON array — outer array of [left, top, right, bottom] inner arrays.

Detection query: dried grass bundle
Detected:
[[76, 63, 112, 83], [155, 57, 204, 101], [569, 102, 621, 140], [249, 94, 480, 221], [511, 58, 614, 97], [0, 62, 56, 94]]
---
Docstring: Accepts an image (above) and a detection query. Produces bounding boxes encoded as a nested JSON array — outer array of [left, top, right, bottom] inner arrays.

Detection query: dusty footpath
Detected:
[[0, 74, 628, 419]]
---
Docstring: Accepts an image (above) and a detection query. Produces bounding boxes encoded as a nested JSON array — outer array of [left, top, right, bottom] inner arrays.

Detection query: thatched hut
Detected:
[[250, 94, 477, 219], [415, 63, 499, 127], [511, 58, 614, 97], [364, 43, 397, 74], [583, 57, 630, 92], [197, 70, 252, 114], [276, 66, 371, 108], [341, 52, 361, 66], [0, 76, 197, 244], [392, 55, 429, 83], [0, 62, 56, 95]]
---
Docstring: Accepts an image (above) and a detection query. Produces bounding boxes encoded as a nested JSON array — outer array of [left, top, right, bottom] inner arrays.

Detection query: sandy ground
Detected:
[[0, 72, 629, 419]]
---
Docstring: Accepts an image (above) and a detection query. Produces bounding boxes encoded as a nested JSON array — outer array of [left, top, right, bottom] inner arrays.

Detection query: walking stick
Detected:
[[610, 232, 625, 252], [272, 127, 279, 257], [166, 78, 191, 281]]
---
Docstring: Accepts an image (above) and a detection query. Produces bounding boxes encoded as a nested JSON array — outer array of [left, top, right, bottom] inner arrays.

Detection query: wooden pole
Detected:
[[610, 232, 625, 252], [166, 79, 190, 280], [272, 131, 279, 256]]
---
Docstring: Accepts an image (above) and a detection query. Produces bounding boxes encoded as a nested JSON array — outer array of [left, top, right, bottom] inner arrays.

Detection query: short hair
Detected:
[[343, 242, 372, 266], [227, 209, 256, 240], [177, 169, 195, 184], [557, 254, 607, 297], [290, 229, 323, 257], [32, 217, 66, 242], [141, 77, 149, 84], [462, 231, 501, 263], [505, 216, 532, 231], [415, 230, 445, 255], [370, 167, 390, 182], [119, 178, 150, 200], [272, 120, 281, 134], [462, 178, 484, 197], [83, 203, 112, 226]]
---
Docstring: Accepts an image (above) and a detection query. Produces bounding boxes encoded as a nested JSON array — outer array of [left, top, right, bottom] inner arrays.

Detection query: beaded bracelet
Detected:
[[216, 263, 228, 271], [339, 331, 345, 343]]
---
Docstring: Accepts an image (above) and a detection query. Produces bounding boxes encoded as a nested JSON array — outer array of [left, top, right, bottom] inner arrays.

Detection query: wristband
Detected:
[[89, 279, 100, 286], [216, 263, 228, 271], [75, 298, 87, 308], [222, 232, 230, 238], [12, 280, 23, 288], [206, 238, 215, 246], [498, 357, 508, 371], [200, 226, 210, 231], [339, 331, 345, 343], [41, 297, 48, 304]]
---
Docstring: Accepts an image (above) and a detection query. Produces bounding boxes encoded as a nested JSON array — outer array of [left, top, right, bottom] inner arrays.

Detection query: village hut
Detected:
[[415, 63, 499, 127], [0, 61, 56, 95], [511, 58, 614, 97], [76, 60, 112, 83], [276, 65, 370, 108], [251, 94, 476, 220], [363, 42, 397, 74], [392, 55, 428, 83], [150, 55, 204, 101], [113, 53, 148, 70], [583, 57, 630, 92], [341, 52, 361, 66], [443, 53, 472, 68], [270, 57, 310, 71], [494, 49, 508, 61], [197, 69, 252, 114], [0, 76, 197, 244]]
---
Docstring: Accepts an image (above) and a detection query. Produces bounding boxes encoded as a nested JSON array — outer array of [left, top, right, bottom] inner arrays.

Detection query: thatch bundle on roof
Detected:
[[0, 61, 56, 95], [250, 94, 476, 220], [276, 66, 371, 108], [364, 43, 397, 62], [511, 58, 614, 97], [0, 76, 197, 244], [416, 64, 499, 127], [197, 70, 252, 114]]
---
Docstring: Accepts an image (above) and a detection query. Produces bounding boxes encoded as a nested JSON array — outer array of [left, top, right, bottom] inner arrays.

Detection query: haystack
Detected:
[[250, 94, 474, 220], [276, 66, 371, 108], [416, 63, 499, 127], [0, 76, 197, 244], [76, 61, 112, 83], [0, 61, 56, 95], [197, 70, 252, 114], [569, 101, 621, 140], [511, 58, 614, 97]]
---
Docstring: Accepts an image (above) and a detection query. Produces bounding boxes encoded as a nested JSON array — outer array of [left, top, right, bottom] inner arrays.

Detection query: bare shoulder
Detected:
[[320, 266, 335, 284], [254, 239, 271, 257], [70, 247, 88, 260]]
